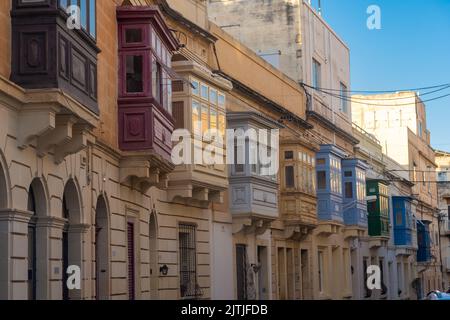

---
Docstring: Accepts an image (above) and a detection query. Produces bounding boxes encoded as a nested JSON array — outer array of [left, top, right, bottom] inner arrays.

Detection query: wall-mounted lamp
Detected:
[[160, 264, 169, 276]]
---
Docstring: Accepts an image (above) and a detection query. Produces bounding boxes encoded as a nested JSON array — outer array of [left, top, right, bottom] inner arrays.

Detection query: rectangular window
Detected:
[[312, 59, 321, 89], [126, 55, 143, 93], [317, 171, 326, 190], [344, 171, 352, 177], [345, 182, 353, 199], [285, 166, 295, 188], [340, 82, 348, 114], [179, 224, 197, 298], [285, 151, 294, 160]]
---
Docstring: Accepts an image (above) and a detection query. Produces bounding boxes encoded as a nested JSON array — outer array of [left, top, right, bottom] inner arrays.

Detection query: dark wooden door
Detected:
[[236, 244, 247, 300], [127, 222, 135, 300]]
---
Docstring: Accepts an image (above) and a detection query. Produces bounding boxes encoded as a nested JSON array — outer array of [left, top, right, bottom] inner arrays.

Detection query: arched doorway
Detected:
[[27, 184, 37, 300], [27, 178, 47, 300], [149, 212, 158, 299], [62, 179, 83, 300], [0, 157, 7, 209], [95, 195, 109, 300]]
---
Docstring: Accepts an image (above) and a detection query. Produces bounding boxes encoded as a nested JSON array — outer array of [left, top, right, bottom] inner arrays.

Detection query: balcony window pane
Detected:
[[126, 28, 142, 44], [234, 145, 244, 173], [345, 182, 353, 199], [210, 109, 217, 131], [126, 55, 143, 93], [218, 113, 225, 137], [80, 0, 87, 29], [285, 151, 294, 160], [201, 105, 209, 133], [59, 0, 68, 8], [285, 166, 295, 188], [317, 171, 326, 190], [192, 100, 201, 135], [218, 93, 225, 108], [89, 0, 96, 39], [191, 80, 199, 96], [209, 89, 217, 105], [201, 84, 208, 100], [152, 58, 161, 103]]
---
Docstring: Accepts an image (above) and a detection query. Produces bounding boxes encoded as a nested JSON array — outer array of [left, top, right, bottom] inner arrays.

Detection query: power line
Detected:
[[341, 85, 450, 101], [301, 82, 450, 94], [310, 86, 450, 107]]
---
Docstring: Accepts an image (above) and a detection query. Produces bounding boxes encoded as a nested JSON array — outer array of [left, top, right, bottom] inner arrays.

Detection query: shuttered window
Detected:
[[179, 224, 200, 298]]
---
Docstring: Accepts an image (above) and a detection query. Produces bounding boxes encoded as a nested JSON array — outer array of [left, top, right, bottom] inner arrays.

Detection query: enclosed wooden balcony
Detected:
[[10, 0, 99, 114], [166, 59, 232, 205], [117, 6, 179, 191], [227, 112, 282, 234], [279, 141, 318, 238]]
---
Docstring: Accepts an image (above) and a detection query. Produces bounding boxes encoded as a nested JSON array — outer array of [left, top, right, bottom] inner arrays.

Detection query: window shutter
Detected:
[[172, 101, 184, 129]]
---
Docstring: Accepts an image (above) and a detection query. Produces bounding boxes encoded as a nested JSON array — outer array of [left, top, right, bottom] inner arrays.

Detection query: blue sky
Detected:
[[311, 0, 450, 150]]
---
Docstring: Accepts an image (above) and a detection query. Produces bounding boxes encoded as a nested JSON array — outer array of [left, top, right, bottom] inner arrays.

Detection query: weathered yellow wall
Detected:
[[210, 23, 306, 120], [0, 0, 11, 79], [93, 0, 123, 149]]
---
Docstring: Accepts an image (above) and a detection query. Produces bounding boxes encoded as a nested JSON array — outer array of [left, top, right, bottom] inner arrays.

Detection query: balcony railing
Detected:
[[352, 122, 380, 145], [308, 95, 353, 134]]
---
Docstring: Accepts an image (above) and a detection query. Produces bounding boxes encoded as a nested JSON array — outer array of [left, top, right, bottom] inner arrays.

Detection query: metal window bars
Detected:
[[179, 224, 202, 299]]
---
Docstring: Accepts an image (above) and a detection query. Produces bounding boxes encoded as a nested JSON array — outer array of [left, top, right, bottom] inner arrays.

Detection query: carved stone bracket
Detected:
[[232, 217, 272, 235], [18, 105, 59, 149], [167, 184, 225, 207], [120, 155, 172, 193], [284, 224, 312, 241], [316, 221, 343, 237]]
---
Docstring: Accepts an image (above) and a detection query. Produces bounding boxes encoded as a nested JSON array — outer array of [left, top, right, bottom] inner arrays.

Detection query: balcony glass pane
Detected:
[[80, 0, 87, 29], [126, 55, 143, 93], [126, 28, 143, 43]]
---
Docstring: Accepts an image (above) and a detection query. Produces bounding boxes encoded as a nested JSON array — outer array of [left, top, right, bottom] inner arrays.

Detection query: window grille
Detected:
[[179, 224, 201, 298]]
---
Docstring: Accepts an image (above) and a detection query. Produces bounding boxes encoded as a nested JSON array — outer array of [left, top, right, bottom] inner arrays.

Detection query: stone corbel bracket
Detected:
[[120, 156, 171, 193], [232, 217, 272, 235]]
